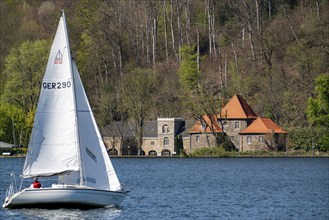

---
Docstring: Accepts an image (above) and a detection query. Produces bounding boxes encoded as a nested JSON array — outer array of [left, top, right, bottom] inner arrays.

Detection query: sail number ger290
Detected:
[[42, 81, 72, 89]]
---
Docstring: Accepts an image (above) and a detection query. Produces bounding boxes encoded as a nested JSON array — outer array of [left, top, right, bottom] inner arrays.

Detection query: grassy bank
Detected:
[[186, 147, 329, 158], [1, 147, 328, 158]]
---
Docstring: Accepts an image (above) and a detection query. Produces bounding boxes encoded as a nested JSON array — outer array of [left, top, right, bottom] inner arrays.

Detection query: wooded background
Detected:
[[0, 0, 328, 150]]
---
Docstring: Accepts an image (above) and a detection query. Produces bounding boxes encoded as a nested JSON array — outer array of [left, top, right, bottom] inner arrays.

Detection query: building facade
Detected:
[[102, 95, 288, 155]]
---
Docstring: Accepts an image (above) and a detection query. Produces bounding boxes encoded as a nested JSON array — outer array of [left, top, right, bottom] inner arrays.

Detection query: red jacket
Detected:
[[33, 181, 41, 188]]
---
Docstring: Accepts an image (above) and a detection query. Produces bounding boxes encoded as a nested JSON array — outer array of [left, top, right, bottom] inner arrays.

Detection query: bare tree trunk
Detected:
[[231, 42, 239, 75], [152, 14, 157, 70], [224, 55, 228, 87], [145, 13, 150, 66], [300, 0, 304, 19], [177, 1, 183, 54], [118, 45, 123, 77], [196, 28, 200, 71], [185, 0, 191, 46], [242, 0, 256, 67], [315, 0, 320, 20], [169, 0, 178, 59], [268, 0, 271, 18], [211, 2, 217, 58], [207, 0, 212, 57], [163, 0, 169, 64], [218, 46, 223, 90], [255, 0, 260, 35]]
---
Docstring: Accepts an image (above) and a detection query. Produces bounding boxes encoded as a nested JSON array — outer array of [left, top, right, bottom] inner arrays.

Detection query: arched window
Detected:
[[162, 124, 168, 133], [149, 150, 157, 156], [164, 137, 169, 146], [161, 149, 171, 156]]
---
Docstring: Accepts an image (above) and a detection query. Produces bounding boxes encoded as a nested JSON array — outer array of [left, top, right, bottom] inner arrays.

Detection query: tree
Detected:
[[0, 102, 26, 147], [178, 45, 200, 91], [306, 74, 329, 151], [1, 40, 49, 113], [307, 74, 329, 127], [122, 68, 156, 156], [1, 40, 49, 147]]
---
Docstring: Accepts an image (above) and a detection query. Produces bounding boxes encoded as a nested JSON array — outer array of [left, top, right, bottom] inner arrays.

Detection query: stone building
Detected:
[[239, 117, 288, 151], [102, 95, 288, 155], [103, 118, 190, 156], [187, 95, 288, 152]]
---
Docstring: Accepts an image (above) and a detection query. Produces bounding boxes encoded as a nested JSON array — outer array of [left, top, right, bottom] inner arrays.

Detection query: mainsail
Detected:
[[22, 11, 121, 191]]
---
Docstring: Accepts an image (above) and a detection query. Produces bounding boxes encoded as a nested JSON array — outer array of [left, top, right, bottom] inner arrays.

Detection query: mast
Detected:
[[61, 10, 84, 186]]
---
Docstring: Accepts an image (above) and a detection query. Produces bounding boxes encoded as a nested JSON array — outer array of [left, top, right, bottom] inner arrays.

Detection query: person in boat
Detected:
[[32, 177, 41, 188]]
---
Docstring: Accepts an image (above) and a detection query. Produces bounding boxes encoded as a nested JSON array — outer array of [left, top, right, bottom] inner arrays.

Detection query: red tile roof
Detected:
[[189, 114, 222, 134], [219, 95, 257, 119], [240, 117, 288, 134]]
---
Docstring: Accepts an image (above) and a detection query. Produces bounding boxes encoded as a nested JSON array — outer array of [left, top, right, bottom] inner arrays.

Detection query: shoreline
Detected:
[[1, 154, 329, 159]]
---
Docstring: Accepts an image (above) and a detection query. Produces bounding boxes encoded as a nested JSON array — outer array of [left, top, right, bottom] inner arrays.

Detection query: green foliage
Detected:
[[178, 45, 200, 91], [2, 40, 49, 112], [189, 147, 235, 157], [0, 102, 25, 145], [287, 126, 329, 151], [307, 74, 329, 127]]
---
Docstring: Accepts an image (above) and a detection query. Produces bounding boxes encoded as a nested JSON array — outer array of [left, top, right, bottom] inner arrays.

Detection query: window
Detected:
[[259, 136, 264, 144], [162, 125, 168, 134], [247, 136, 252, 144], [151, 141, 154, 145], [235, 121, 240, 129], [164, 137, 169, 146], [196, 135, 200, 142]]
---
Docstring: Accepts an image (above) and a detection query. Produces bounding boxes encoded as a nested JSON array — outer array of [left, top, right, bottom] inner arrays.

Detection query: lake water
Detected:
[[0, 157, 328, 219]]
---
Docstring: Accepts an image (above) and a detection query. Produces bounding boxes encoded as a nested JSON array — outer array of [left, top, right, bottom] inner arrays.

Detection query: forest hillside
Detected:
[[0, 0, 328, 150]]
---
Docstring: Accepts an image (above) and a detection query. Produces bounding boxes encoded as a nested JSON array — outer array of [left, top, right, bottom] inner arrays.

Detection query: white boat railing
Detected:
[[5, 173, 21, 199]]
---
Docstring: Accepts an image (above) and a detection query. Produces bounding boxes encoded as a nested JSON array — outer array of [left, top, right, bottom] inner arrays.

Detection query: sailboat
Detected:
[[3, 10, 128, 209]]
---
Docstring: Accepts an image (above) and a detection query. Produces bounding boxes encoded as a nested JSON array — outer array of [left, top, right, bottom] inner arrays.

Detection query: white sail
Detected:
[[71, 60, 122, 191], [23, 13, 79, 178]]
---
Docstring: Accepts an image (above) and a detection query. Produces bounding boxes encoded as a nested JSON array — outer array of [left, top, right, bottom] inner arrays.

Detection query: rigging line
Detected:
[[62, 10, 84, 186]]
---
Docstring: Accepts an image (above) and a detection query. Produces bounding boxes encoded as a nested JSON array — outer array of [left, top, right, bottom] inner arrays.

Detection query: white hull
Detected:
[[3, 185, 128, 209]]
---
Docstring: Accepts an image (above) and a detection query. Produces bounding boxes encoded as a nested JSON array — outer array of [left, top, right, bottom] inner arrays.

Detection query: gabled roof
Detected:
[[240, 117, 288, 134], [189, 114, 222, 134], [219, 95, 257, 119]]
